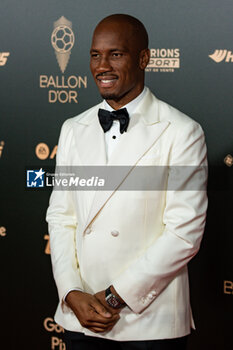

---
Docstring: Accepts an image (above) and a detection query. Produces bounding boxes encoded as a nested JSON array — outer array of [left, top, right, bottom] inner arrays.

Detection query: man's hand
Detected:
[[66, 290, 120, 333]]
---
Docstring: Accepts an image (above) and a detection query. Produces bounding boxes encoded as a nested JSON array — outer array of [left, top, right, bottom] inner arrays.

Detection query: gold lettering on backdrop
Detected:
[[146, 48, 180, 72], [51, 337, 66, 350], [226, 51, 233, 62], [44, 234, 51, 254], [0, 227, 6, 237], [35, 143, 57, 160], [0, 52, 10, 66], [0, 141, 5, 157], [209, 50, 233, 63], [50, 146, 58, 159], [44, 317, 64, 333], [48, 90, 78, 103], [48, 76, 57, 88], [40, 75, 48, 88], [40, 75, 87, 89], [39, 75, 87, 104], [43, 318, 66, 349], [224, 280, 233, 294]]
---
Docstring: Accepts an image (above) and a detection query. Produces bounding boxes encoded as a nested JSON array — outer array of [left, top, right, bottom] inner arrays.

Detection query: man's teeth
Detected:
[[101, 79, 115, 83]]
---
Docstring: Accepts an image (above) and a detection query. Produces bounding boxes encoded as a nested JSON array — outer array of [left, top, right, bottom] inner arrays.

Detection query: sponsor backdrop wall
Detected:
[[0, 0, 232, 349]]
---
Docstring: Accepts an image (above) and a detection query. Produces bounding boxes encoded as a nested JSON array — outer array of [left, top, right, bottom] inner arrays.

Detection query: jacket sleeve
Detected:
[[46, 120, 84, 311], [112, 121, 208, 314]]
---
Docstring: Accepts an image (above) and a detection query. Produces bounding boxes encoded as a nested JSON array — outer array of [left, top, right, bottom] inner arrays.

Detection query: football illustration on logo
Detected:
[[51, 25, 75, 53], [51, 16, 75, 73]]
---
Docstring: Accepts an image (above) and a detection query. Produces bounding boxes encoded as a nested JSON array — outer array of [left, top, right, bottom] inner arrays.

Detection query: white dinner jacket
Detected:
[[46, 88, 208, 341]]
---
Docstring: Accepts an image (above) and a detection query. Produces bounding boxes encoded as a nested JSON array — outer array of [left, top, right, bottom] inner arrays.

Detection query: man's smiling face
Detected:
[[90, 20, 149, 109]]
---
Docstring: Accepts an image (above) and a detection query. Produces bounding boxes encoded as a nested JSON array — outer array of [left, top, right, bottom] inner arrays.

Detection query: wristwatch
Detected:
[[105, 286, 125, 309]]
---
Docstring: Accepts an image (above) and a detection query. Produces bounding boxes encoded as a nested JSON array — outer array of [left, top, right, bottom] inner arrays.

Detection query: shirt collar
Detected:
[[103, 86, 147, 118]]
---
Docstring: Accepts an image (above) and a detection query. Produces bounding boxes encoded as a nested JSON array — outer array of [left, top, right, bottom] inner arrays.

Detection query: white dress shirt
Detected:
[[102, 87, 147, 161]]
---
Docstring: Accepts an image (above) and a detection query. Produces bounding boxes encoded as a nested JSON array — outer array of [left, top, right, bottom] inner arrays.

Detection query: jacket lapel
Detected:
[[73, 103, 107, 166], [83, 90, 170, 232]]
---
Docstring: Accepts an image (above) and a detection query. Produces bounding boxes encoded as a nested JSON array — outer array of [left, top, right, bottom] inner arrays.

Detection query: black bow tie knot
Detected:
[[98, 108, 129, 134]]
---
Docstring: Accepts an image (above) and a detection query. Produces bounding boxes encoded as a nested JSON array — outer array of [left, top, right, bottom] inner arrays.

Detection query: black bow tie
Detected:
[[98, 108, 129, 134]]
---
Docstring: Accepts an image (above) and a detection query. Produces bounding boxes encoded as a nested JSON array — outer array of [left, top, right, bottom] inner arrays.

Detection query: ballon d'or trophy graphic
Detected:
[[51, 16, 75, 73]]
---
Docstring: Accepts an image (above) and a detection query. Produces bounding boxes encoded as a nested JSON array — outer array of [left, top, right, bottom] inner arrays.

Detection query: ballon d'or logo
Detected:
[[51, 16, 75, 73]]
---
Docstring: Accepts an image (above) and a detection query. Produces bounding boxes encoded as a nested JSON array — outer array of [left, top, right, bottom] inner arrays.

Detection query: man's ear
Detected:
[[139, 49, 150, 70]]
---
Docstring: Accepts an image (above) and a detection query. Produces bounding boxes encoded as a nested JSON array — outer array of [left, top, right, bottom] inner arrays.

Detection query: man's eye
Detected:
[[91, 54, 100, 58], [112, 53, 122, 57]]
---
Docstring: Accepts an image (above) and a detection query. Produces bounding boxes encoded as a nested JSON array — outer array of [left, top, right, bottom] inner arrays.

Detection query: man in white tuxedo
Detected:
[[46, 14, 208, 350]]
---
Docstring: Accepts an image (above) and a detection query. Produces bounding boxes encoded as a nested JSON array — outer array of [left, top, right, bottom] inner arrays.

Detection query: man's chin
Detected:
[[99, 88, 131, 102], [100, 92, 119, 101]]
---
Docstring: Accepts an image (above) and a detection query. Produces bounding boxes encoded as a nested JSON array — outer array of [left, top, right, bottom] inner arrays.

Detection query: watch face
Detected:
[[107, 294, 121, 308]]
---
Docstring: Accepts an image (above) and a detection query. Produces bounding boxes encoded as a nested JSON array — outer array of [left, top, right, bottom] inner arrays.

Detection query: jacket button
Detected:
[[147, 293, 154, 300], [85, 227, 92, 234], [111, 230, 119, 237]]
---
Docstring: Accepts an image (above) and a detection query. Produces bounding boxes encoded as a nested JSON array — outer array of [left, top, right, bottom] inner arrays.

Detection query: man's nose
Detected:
[[96, 56, 112, 73]]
